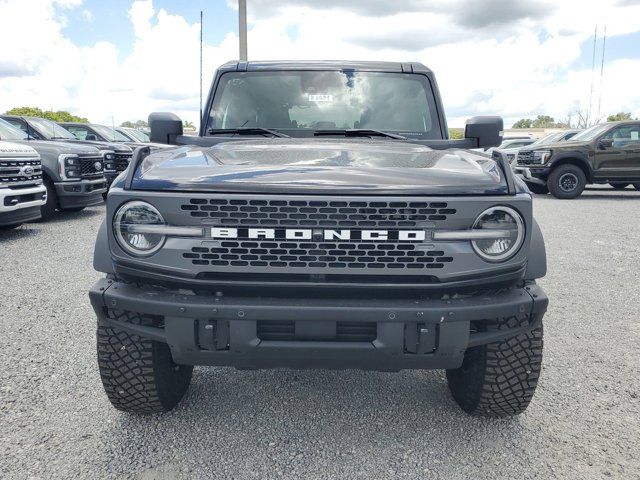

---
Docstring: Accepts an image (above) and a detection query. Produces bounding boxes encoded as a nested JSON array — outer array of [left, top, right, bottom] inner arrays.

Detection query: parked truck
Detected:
[[0, 141, 46, 228], [90, 61, 548, 417], [0, 119, 106, 220]]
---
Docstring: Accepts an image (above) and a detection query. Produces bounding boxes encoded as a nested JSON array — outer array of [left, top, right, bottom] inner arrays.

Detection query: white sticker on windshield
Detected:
[[631, 131, 639, 140], [308, 94, 333, 103]]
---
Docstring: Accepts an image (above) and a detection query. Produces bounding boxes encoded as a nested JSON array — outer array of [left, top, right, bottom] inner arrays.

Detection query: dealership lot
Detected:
[[1, 187, 639, 479]]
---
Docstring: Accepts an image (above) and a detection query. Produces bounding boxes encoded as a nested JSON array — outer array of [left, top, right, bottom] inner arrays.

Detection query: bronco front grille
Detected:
[[180, 198, 456, 228], [0, 158, 42, 187], [182, 240, 453, 270], [78, 155, 104, 178]]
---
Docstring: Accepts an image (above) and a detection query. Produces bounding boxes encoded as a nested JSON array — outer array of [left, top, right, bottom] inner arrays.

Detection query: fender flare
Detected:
[[93, 219, 115, 274], [548, 153, 593, 181], [525, 218, 547, 280]]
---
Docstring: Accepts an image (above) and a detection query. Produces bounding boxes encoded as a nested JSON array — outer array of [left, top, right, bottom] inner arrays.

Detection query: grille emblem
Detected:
[[19, 165, 35, 176], [210, 228, 427, 242], [94, 161, 103, 171]]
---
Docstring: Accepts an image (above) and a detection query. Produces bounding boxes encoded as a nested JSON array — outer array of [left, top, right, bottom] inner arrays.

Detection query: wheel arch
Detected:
[[94, 219, 115, 274], [548, 154, 593, 182], [524, 218, 546, 279]]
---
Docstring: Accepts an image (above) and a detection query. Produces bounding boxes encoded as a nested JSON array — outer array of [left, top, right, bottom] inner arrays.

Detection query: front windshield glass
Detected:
[[28, 117, 76, 139], [124, 128, 149, 142], [208, 71, 441, 139], [93, 125, 130, 142], [571, 123, 611, 142], [0, 118, 28, 140]]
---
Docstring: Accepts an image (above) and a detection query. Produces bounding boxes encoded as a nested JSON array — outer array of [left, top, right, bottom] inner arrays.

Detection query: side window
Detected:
[[602, 125, 640, 148], [6, 119, 27, 133], [66, 126, 89, 140]]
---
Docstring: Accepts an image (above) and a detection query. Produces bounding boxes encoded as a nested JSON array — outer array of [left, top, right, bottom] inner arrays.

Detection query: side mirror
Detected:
[[149, 112, 183, 145], [465, 116, 503, 148], [86, 134, 97, 141], [598, 138, 613, 149]]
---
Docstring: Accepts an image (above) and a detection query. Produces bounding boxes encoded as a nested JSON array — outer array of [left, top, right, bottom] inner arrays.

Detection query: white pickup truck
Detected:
[[0, 141, 47, 229]]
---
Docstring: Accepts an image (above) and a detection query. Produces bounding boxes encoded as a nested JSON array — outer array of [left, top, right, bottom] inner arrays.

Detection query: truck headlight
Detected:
[[113, 201, 165, 256], [533, 150, 552, 164], [471, 206, 525, 262], [58, 154, 80, 180], [103, 151, 116, 172]]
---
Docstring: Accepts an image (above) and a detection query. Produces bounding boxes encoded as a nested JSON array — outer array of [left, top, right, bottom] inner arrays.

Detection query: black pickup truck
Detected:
[[90, 61, 548, 417]]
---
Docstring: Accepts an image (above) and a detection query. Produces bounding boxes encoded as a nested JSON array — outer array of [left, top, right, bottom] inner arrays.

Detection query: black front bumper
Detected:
[[513, 166, 550, 185], [0, 205, 42, 226], [89, 279, 548, 371], [55, 179, 107, 208]]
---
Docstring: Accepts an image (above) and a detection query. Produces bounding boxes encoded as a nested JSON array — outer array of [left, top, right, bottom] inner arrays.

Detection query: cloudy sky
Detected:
[[1, 0, 639, 128]]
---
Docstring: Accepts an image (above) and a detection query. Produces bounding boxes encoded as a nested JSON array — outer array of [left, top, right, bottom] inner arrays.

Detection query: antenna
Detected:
[[596, 26, 607, 122], [199, 10, 203, 132], [239, 0, 247, 61], [587, 26, 597, 127]]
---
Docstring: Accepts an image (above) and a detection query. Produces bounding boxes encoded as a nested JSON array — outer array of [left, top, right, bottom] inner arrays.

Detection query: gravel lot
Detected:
[[1, 186, 639, 480]]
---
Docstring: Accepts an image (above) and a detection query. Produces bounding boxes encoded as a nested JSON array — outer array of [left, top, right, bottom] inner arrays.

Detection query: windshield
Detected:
[[532, 133, 562, 145], [0, 118, 28, 140], [571, 123, 612, 142], [92, 125, 130, 142], [27, 117, 76, 139], [208, 71, 442, 139], [123, 128, 149, 142]]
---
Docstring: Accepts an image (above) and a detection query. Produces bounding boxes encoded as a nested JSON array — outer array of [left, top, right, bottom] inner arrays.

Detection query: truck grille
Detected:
[[115, 153, 131, 172], [78, 155, 104, 178], [181, 199, 456, 227], [516, 151, 538, 165], [0, 158, 42, 187], [183, 241, 453, 270]]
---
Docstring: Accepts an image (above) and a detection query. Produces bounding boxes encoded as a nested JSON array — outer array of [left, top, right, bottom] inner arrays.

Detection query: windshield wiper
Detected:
[[50, 136, 73, 140], [314, 129, 406, 140], [207, 127, 290, 138]]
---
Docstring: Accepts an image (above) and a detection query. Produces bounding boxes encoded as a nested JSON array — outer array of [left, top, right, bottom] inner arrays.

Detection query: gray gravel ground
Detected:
[[1, 186, 639, 480]]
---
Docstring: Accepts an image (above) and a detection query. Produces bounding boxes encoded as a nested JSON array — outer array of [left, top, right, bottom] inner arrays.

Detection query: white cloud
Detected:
[[0, 0, 639, 128]]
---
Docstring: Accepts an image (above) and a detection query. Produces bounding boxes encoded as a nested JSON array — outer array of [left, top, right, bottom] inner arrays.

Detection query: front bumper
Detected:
[[513, 166, 550, 185], [89, 278, 548, 371], [55, 178, 107, 208], [0, 184, 47, 225]]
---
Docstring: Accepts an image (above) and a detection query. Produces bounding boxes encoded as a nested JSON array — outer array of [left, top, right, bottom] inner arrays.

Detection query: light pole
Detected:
[[239, 0, 247, 61]]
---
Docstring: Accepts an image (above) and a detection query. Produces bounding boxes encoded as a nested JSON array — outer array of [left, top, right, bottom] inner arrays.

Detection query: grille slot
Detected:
[[257, 321, 377, 342], [0, 158, 42, 187], [183, 241, 453, 270], [181, 199, 456, 227], [516, 151, 537, 165]]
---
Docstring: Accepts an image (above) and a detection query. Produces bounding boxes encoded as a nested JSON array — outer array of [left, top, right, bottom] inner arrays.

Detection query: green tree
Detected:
[[448, 128, 464, 139], [531, 115, 556, 128], [512, 118, 533, 128], [4, 106, 89, 123], [120, 120, 148, 128], [607, 112, 633, 122], [183, 120, 196, 129]]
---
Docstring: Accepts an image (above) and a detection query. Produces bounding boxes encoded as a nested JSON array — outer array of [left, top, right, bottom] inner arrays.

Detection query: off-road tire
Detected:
[[609, 183, 630, 190], [40, 177, 57, 220], [446, 317, 543, 417], [547, 164, 586, 199], [633, 183, 640, 191], [97, 312, 193, 414], [525, 182, 548, 195]]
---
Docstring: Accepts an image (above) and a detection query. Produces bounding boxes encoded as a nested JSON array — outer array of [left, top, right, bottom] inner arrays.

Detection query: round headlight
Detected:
[[471, 206, 525, 262], [113, 201, 165, 256]]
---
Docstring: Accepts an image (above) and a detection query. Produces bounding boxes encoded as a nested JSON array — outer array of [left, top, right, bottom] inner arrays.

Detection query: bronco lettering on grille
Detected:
[[210, 228, 427, 241]]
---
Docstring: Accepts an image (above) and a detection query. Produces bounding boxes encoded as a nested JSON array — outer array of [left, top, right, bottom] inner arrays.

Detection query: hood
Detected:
[[56, 138, 133, 153], [131, 139, 509, 195], [13, 139, 100, 156], [522, 139, 589, 151], [0, 141, 39, 159]]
